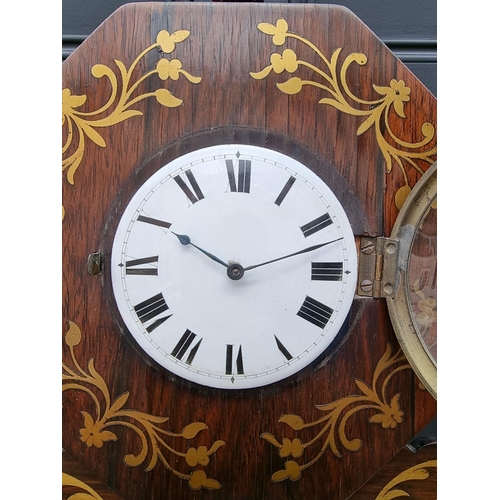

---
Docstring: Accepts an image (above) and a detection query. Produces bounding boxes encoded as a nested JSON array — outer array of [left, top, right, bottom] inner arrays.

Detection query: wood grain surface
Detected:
[[62, 4, 437, 499], [350, 444, 437, 500]]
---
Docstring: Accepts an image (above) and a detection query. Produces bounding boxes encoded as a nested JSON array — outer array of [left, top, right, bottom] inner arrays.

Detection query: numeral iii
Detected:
[[311, 262, 343, 281]]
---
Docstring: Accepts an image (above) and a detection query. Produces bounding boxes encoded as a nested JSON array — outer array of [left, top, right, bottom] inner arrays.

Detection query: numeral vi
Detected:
[[226, 344, 244, 375]]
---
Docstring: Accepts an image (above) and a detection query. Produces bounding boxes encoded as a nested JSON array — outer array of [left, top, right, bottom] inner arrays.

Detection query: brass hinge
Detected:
[[357, 237, 399, 298]]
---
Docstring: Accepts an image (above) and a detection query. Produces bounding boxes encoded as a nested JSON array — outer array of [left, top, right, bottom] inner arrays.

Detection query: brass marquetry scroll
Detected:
[[251, 19, 437, 209], [62, 30, 201, 186], [62, 321, 225, 490], [375, 460, 437, 500], [62, 473, 104, 500], [261, 344, 411, 482]]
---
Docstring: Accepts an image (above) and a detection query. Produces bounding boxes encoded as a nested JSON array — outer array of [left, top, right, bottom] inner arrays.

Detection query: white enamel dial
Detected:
[[111, 145, 357, 389]]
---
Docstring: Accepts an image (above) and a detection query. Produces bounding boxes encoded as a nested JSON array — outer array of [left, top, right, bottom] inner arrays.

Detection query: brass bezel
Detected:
[[386, 162, 437, 399]]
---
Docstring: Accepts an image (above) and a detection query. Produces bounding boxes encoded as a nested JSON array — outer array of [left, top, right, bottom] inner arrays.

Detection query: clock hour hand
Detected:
[[172, 232, 229, 268], [244, 237, 343, 271]]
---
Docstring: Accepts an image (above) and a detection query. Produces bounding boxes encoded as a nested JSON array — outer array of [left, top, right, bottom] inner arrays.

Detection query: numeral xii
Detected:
[[226, 159, 251, 193]]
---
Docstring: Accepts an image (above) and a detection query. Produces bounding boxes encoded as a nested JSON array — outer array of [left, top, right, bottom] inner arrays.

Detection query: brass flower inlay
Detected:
[[251, 19, 437, 209], [62, 321, 224, 490], [261, 344, 411, 482], [62, 30, 201, 186]]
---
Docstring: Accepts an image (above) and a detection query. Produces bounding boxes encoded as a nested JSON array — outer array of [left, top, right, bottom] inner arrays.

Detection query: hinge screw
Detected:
[[360, 279, 373, 292], [361, 242, 375, 254]]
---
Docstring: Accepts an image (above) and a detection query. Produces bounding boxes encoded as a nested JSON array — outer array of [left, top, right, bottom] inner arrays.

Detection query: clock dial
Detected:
[[111, 144, 357, 389]]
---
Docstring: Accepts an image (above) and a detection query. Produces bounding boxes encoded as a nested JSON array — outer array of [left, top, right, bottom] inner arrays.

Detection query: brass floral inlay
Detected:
[[251, 19, 437, 209], [375, 459, 437, 500], [62, 30, 201, 186], [62, 321, 224, 490], [62, 472, 104, 500], [261, 344, 411, 482]]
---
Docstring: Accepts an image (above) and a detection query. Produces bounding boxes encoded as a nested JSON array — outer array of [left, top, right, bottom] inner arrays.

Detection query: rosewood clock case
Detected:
[[62, 3, 437, 499]]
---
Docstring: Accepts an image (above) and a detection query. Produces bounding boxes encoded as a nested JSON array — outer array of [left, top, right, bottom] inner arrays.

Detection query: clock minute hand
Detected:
[[172, 232, 229, 268], [244, 237, 343, 271]]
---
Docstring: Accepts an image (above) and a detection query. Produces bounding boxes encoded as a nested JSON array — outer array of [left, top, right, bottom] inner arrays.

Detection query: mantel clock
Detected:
[[62, 4, 437, 499]]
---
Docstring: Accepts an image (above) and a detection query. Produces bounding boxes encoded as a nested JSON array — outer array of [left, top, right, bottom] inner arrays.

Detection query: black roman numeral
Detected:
[[311, 262, 343, 281], [125, 256, 159, 276], [226, 159, 251, 193], [274, 335, 293, 361], [137, 215, 171, 229], [226, 344, 244, 375], [300, 213, 333, 237], [274, 175, 296, 206], [174, 169, 204, 204], [171, 329, 202, 364], [133, 292, 172, 332], [297, 296, 334, 329]]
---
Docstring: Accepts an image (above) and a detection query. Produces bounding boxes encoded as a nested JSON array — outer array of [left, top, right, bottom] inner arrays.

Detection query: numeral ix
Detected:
[[125, 256, 158, 276]]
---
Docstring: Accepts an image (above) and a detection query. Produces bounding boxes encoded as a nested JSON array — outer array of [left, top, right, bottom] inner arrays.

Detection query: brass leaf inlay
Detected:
[[62, 472, 104, 500], [375, 460, 437, 500], [261, 344, 411, 482], [62, 30, 201, 186], [62, 321, 225, 491], [251, 19, 437, 208]]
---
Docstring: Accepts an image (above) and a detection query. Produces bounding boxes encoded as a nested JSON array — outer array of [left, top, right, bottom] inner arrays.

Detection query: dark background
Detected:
[[62, 0, 437, 441]]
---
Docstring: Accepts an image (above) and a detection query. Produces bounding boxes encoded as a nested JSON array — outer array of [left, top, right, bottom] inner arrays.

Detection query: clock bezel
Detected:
[[386, 161, 437, 399], [103, 129, 366, 390]]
